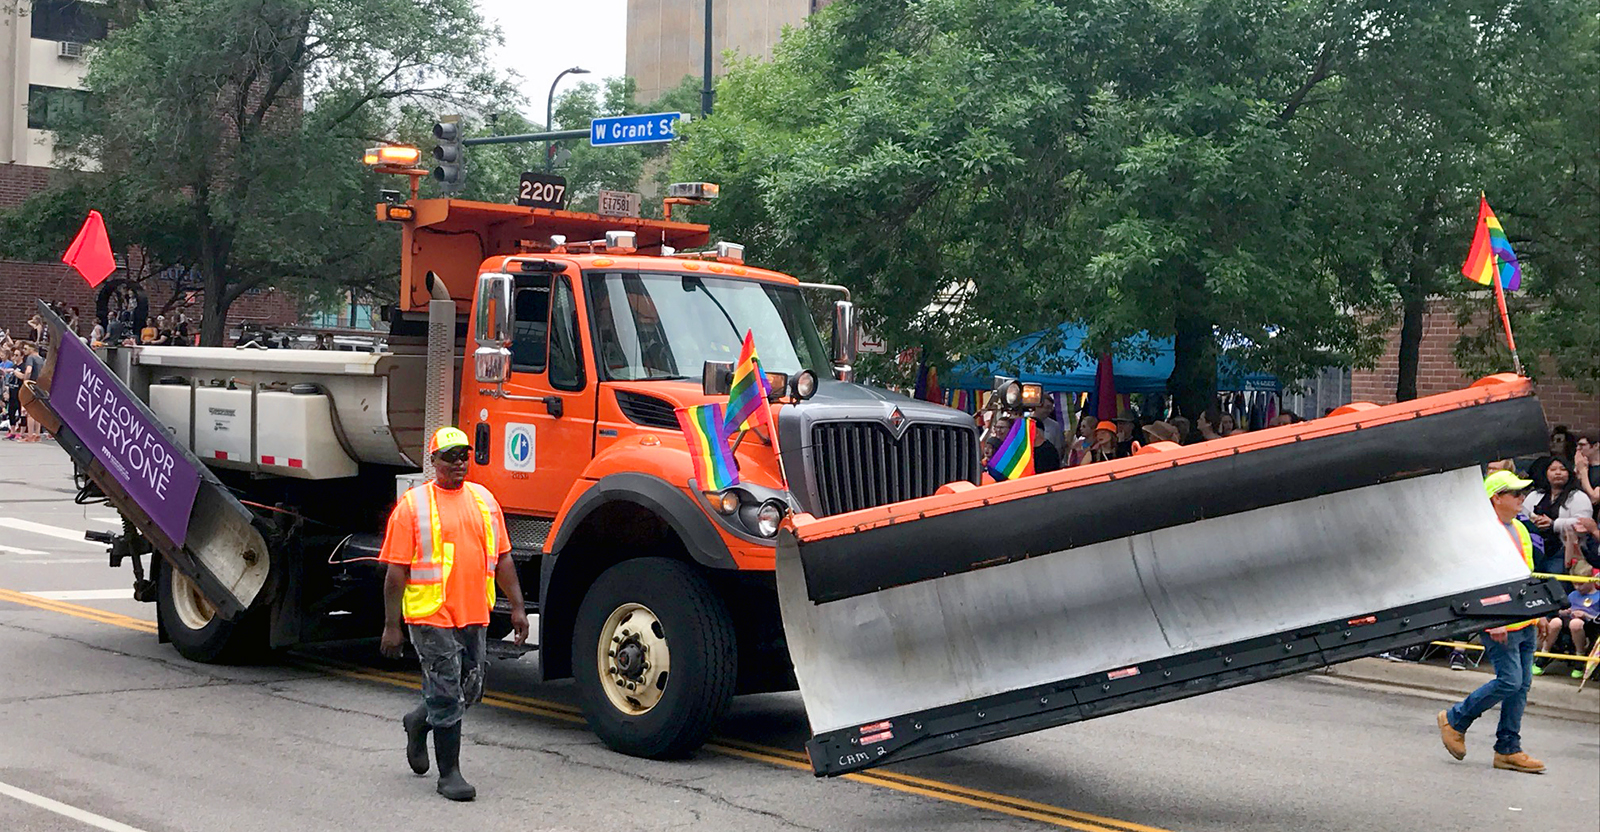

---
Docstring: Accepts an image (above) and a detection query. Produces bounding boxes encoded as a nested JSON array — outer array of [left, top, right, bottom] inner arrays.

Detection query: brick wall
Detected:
[[1351, 297, 1600, 434]]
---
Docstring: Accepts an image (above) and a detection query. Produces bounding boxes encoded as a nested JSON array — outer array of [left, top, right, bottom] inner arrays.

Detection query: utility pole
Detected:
[[701, 0, 714, 116]]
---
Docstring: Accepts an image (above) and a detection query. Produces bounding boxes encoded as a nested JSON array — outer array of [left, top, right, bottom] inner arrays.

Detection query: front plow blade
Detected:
[[777, 381, 1564, 776]]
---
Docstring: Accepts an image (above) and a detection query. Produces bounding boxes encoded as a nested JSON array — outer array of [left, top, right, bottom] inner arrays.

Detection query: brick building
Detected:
[[0, 1, 296, 345], [1351, 297, 1599, 435]]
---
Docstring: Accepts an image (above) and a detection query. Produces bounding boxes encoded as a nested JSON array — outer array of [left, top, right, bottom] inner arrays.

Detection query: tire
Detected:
[[573, 557, 736, 759], [156, 558, 265, 664]]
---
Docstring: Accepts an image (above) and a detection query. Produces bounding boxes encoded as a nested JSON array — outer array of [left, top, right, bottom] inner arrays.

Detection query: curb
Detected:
[[1318, 660, 1600, 725]]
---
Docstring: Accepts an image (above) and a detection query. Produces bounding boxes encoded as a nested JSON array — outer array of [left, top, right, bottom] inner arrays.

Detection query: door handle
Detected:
[[541, 396, 564, 418], [474, 422, 490, 465]]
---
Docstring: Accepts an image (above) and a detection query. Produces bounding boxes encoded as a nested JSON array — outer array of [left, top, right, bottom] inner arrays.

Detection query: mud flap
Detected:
[[22, 303, 268, 618], [777, 382, 1564, 776]]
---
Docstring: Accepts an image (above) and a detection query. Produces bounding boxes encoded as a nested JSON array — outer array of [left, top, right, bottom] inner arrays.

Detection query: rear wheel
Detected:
[[573, 558, 736, 759], [157, 558, 264, 663]]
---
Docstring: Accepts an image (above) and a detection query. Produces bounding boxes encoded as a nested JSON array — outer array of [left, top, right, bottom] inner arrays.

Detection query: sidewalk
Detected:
[[1319, 657, 1600, 723]]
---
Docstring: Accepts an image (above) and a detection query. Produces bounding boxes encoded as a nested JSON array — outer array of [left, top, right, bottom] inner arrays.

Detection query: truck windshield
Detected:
[[587, 271, 829, 381]]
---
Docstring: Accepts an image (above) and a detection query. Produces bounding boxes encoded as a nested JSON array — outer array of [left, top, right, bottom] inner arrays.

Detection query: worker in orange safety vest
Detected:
[[380, 426, 528, 801]]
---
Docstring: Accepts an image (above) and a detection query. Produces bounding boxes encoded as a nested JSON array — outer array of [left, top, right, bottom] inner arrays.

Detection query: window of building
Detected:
[[31, 1, 109, 42], [27, 85, 89, 130]]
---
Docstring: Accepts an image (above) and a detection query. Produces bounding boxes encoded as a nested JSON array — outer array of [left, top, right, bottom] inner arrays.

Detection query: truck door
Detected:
[[470, 270, 594, 517]]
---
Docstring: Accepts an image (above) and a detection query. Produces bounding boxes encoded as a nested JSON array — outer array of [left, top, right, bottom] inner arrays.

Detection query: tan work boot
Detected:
[[1436, 711, 1466, 760], [1493, 752, 1545, 774]]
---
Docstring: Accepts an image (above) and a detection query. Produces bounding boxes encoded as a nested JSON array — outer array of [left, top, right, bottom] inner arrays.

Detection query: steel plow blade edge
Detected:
[[776, 466, 1564, 776]]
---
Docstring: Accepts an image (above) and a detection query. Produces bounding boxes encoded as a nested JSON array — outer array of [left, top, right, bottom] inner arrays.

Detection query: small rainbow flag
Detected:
[[1461, 194, 1521, 291], [987, 418, 1035, 481], [677, 403, 739, 490], [723, 330, 773, 434]]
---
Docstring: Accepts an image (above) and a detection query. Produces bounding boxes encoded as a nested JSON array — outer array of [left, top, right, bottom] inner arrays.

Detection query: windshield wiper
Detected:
[[639, 374, 691, 381]]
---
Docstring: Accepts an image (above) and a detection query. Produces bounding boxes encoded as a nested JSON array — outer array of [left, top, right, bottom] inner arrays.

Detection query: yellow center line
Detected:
[[0, 588, 157, 633], [3, 593, 1175, 832]]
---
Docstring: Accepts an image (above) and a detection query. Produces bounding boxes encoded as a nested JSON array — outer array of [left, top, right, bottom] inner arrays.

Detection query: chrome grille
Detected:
[[809, 422, 978, 517]]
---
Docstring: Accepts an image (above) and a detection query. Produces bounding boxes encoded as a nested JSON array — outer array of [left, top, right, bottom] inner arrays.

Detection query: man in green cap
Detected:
[[379, 426, 528, 800], [1436, 469, 1545, 774]]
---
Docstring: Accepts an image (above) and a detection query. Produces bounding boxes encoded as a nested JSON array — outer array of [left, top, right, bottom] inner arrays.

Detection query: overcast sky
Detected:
[[477, 0, 629, 120]]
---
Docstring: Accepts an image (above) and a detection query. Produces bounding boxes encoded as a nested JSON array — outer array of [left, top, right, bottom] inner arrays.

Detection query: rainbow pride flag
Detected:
[[677, 403, 739, 490], [987, 418, 1035, 481], [723, 330, 773, 434], [1461, 194, 1521, 291]]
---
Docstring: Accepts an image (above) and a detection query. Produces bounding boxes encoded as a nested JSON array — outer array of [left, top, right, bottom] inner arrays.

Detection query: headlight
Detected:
[[1001, 381, 1022, 408], [1020, 383, 1043, 407], [755, 501, 785, 537], [712, 490, 740, 515], [792, 369, 818, 400]]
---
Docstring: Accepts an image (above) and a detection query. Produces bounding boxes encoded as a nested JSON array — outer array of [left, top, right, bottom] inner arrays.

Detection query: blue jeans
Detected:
[[1446, 626, 1535, 755]]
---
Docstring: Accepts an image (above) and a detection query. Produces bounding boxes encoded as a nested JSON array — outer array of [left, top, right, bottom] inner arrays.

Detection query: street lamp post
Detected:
[[701, 0, 714, 116], [546, 66, 591, 172]]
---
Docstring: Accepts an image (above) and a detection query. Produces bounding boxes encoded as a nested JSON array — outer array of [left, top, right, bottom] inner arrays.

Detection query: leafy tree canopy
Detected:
[[0, 0, 511, 343], [673, 0, 1596, 409]]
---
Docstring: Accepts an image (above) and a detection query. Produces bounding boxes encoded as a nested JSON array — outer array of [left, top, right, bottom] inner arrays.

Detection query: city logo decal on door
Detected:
[[505, 423, 536, 472]]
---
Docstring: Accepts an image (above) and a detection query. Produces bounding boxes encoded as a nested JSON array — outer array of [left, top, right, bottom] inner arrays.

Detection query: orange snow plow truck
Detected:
[[22, 186, 1565, 776]]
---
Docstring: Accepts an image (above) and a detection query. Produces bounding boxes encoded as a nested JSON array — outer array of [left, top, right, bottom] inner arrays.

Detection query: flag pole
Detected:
[[1490, 272, 1524, 377]]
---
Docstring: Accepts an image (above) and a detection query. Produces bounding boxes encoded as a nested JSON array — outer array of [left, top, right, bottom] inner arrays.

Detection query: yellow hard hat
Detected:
[[429, 426, 470, 455], [1483, 469, 1532, 497]]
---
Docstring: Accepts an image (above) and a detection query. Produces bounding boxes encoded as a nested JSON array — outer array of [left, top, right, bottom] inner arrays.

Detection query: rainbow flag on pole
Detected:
[[677, 403, 739, 490], [1461, 194, 1521, 291], [722, 330, 773, 434], [987, 418, 1035, 481]]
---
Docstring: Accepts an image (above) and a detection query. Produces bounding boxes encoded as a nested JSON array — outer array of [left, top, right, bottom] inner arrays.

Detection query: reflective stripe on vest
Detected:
[[401, 482, 498, 620], [1505, 520, 1537, 632]]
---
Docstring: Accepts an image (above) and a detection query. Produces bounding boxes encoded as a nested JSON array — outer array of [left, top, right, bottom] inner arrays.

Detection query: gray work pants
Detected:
[[409, 624, 487, 728]]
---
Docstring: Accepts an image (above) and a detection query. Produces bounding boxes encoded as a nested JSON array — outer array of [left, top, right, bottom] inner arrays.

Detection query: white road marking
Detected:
[[87, 515, 122, 527], [25, 589, 133, 601], [0, 517, 99, 546], [13, 558, 104, 565], [0, 779, 151, 832], [0, 544, 48, 556]]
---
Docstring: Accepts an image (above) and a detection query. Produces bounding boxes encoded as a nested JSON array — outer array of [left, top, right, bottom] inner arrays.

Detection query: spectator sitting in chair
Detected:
[[1524, 457, 1595, 575], [1534, 570, 1600, 679]]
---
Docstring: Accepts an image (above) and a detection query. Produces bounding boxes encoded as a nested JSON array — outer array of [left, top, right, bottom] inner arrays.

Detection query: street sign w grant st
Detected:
[[49, 335, 200, 546], [590, 113, 682, 147]]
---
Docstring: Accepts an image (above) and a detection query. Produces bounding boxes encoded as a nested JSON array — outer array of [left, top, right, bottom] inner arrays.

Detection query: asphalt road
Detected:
[[2, 441, 1597, 832]]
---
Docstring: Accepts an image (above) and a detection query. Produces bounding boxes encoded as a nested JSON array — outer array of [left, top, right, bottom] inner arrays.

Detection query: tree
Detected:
[[675, 0, 1595, 412], [673, 0, 1395, 415], [0, 0, 510, 344]]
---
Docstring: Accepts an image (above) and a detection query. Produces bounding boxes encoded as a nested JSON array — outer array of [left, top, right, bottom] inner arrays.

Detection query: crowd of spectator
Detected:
[[980, 394, 1310, 475]]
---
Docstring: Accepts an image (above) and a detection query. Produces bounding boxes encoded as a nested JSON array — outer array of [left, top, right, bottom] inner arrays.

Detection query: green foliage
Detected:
[[674, 0, 1596, 408], [0, 0, 510, 343]]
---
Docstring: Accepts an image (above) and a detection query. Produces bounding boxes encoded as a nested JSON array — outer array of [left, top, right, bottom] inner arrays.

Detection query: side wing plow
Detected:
[[776, 379, 1565, 776]]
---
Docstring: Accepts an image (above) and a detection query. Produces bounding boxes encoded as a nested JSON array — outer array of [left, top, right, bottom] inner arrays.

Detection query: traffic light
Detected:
[[431, 116, 465, 195]]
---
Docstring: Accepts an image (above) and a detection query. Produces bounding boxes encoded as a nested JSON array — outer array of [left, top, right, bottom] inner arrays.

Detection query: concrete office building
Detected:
[[627, 0, 834, 105]]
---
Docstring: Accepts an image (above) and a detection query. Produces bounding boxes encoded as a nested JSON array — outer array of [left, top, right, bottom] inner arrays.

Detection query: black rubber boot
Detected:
[[403, 705, 430, 775], [433, 723, 476, 801]]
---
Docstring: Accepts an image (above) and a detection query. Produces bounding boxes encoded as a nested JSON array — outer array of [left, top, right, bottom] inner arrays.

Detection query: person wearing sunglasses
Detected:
[[378, 426, 527, 801]]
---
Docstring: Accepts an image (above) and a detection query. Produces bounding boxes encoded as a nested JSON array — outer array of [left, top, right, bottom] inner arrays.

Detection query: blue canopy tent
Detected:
[[947, 322, 1280, 393]]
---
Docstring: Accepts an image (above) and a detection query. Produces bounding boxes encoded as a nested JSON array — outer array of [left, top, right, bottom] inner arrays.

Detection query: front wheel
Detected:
[[573, 558, 736, 759], [156, 558, 264, 663]]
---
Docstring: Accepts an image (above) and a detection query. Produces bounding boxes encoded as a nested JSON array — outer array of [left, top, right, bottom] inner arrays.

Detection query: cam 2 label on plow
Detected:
[[51, 335, 200, 546]]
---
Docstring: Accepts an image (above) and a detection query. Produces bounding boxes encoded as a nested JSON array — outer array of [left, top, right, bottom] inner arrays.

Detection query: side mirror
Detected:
[[831, 300, 856, 381], [474, 273, 513, 384]]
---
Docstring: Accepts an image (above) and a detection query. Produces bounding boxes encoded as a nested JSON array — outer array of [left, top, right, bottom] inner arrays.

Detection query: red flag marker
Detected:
[[62, 210, 116, 287]]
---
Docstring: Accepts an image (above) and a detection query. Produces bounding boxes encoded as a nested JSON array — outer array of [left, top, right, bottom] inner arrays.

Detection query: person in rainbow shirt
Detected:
[[1436, 470, 1546, 774]]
